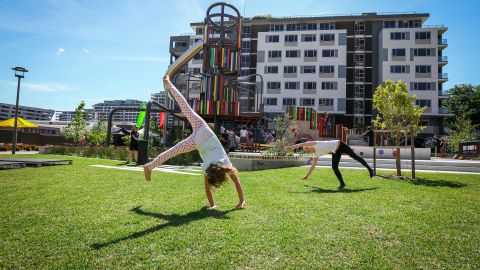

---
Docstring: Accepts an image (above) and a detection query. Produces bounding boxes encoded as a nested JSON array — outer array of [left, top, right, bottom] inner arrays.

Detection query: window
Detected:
[[399, 20, 420, 28], [392, 48, 406, 57], [321, 82, 337, 90], [354, 85, 364, 98], [192, 68, 201, 74], [354, 54, 365, 65], [286, 24, 297, 31], [319, 66, 335, 73], [304, 50, 317, 58], [193, 52, 203, 60], [415, 32, 431, 40], [319, 22, 335, 30], [284, 66, 297, 74], [300, 98, 315, 106], [241, 55, 250, 66], [322, 50, 337, 57], [267, 82, 281, 90], [242, 26, 251, 38], [303, 82, 317, 90], [301, 23, 317, 30], [390, 32, 408, 40], [354, 22, 365, 35], [416, 99, 431, 107], [286, 50, 300, 58], [413, 48, 432, 56], [264, 98, 278, 106], [390, 65, 408, 73], [301, 66, 316, 74], [412, 82, 433, 91], [285, 82, 300, 90], [318, 98, 334, 107], [384, 21, 395, 28], [269, 25, 284, 32], [265, 66, 279, 74], [196, 28, 204, 35], [242, 41, 251, 51], [320, 34, 335, 42], [415, 65, 431, 73], [285, 35, 298, 42], [175, 41, 187, 47], [266, 35, 279, 43], [268, 50, 282, 58], [354, 69, 365, 80], [355, 38, 365, 50], [301, 34, 316, 42], [354, 100, 364, 114], [283, 98, 296, 106]]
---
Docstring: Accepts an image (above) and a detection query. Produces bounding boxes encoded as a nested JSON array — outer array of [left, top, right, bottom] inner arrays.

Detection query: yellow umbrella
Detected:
[[0, 117, 38, 128]]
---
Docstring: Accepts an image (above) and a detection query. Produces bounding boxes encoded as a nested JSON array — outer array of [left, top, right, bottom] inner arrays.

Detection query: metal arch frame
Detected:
[[104, 104, 184, 147]]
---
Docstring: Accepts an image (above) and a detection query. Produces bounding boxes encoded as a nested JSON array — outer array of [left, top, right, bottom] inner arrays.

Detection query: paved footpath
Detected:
[[90, 164, 202, 176]]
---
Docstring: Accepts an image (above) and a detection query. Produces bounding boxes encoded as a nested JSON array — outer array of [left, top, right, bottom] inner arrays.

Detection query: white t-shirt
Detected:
[[312, 140, 340, 157], [240, 129, 248, 137], [196, 126, 231, 172]]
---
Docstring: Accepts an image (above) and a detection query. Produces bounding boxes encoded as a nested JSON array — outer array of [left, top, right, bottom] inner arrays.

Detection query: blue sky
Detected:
[[0, 0, 478, 111]]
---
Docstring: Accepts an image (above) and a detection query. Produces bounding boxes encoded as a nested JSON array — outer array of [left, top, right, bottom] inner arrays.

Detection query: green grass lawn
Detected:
[[1, 154, 479, 269]]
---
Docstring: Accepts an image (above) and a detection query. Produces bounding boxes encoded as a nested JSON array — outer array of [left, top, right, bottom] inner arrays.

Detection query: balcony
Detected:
[[438, 39, 448, 48], [438, 73, 448, 81], [438, 56, 448, 65], [439, 107, 449, 114]]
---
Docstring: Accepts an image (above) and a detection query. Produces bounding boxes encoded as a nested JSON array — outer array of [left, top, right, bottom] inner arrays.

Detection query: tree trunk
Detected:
[[396, 131, 401, 176]]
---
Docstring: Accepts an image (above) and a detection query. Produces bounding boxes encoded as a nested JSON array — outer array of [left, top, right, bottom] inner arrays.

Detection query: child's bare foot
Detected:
[[143, 165, 152, 182]]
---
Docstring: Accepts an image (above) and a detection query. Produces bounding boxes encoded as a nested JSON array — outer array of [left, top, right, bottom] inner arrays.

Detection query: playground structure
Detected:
[[104, 2, 266, 164]]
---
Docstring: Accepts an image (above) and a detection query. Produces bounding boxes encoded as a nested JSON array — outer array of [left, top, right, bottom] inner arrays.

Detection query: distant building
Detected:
[[151, 91, 174, 128], [53, 109, 94, 122], [92, 99, 144, 123], [0, 103, 54, 121]]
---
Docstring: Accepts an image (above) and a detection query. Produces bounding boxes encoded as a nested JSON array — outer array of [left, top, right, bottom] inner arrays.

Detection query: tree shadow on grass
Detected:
[[376, 175, 467, 188], [91, 206, 237, 249], [408, 178, 467, 188], [294, 185, 379, 194]]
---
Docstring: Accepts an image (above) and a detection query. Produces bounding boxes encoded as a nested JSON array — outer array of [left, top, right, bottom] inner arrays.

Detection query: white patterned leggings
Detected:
[[145, 78, 208, 170]]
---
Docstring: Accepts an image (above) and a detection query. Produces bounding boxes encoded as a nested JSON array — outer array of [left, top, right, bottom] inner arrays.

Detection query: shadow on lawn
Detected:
[[91, 206, 237, 249], [408, 178, 467, 188], [302, 185, 379, 194]]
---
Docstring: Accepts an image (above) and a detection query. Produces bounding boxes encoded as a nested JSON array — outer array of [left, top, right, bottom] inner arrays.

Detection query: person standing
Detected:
[[239, 126, 248, 151], [128, 125, 139, 164]]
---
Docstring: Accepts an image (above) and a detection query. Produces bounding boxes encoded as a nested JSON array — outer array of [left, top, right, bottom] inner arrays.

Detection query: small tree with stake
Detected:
[[373, 80, 427, 176], [63, 101, 89, 145]]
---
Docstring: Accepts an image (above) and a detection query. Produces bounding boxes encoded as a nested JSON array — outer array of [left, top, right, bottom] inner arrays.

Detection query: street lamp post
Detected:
[[11, 67, 28, 154]]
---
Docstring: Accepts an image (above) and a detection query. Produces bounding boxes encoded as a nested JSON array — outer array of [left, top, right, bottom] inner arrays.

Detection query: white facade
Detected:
[[256, 29, 348, 114], [379, 26, 447, 115]]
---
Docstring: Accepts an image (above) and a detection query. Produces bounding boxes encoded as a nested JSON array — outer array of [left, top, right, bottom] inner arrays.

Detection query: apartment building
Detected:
[[92, 99, 144, 123], [170, 12, 448, 134], [0, 103, 54, 121]]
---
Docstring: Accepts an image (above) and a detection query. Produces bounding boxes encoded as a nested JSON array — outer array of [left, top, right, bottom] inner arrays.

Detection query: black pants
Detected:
[[331, 141, 373, 186]]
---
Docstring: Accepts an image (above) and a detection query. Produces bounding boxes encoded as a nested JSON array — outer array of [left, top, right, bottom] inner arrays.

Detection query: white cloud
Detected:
[[57, 48, 65, 55], [23, 82, 70, 92], [83, 48, 90, 54]]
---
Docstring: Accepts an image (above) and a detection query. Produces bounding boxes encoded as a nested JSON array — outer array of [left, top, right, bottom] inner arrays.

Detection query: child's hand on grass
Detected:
[[236, 201, 246, 209]]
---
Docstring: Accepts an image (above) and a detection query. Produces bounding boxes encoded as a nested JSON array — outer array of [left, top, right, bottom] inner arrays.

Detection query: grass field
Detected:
[[1, 154, 479, 269]]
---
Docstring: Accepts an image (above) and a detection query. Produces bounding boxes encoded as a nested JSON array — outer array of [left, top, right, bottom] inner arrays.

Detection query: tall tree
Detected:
[[373, 80, 427, 176], [62, 101, 88, 144], [443, 84, 480, 126]]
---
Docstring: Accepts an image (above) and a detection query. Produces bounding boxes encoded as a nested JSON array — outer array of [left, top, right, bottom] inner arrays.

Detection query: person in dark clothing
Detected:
[[286, 140, 374, 189], [364, 127, 374, 147], [248, 125, 256, 152], [128, 125, 139, 163]]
